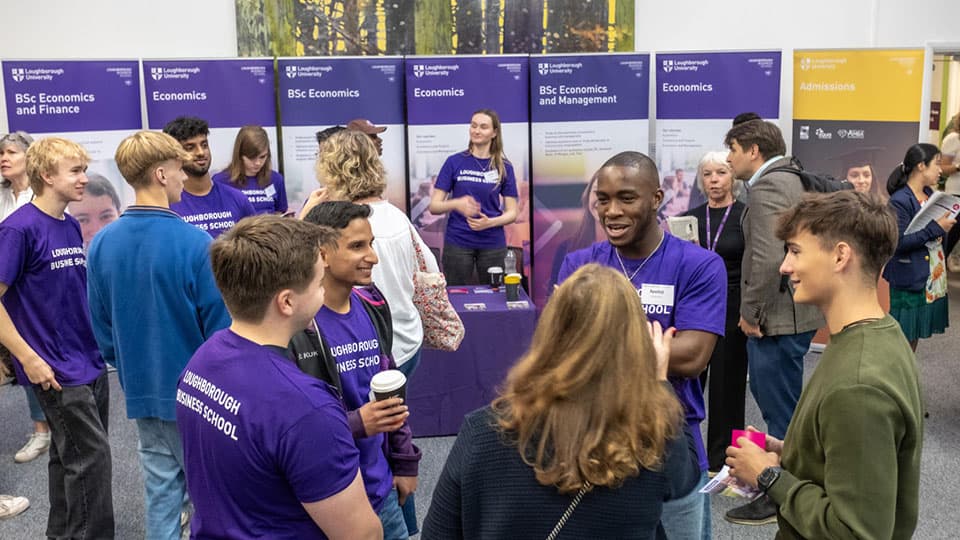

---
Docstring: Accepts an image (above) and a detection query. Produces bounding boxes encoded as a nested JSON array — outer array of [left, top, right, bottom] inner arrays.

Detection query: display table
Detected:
[[406, 286, 537, 437]]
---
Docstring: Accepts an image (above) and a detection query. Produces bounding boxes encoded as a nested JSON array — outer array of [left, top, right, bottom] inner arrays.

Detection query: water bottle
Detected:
[[504, 250, 517, 275]]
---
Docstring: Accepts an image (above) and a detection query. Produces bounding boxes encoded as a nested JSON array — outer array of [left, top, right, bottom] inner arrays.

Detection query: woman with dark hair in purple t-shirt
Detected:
[[428, 109, 519, 285]]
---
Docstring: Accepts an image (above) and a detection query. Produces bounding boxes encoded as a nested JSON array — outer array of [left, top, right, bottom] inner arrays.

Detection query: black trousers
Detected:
[[441, 244, 508, 286], [699, 287, 748, 472], [35, 370, 114, 539]]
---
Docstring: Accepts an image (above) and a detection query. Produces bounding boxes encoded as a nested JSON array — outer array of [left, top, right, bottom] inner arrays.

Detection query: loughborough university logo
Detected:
[[285, 65, 297, 79], [10, 68, 25, 82], [413, 64, 425, 78], [150, 67, 163, 81], [662, 60, 674, 73], [537, 63, 549, 76]]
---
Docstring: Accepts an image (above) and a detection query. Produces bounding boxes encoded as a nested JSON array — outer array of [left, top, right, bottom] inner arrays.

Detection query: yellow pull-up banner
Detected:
[[793, 49, 924, 122]]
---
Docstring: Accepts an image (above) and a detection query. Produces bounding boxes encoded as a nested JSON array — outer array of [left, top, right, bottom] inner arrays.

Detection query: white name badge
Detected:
[[483, 170, 500, 183], [264, 184, 277, 198], [640, 284, 675, 306]]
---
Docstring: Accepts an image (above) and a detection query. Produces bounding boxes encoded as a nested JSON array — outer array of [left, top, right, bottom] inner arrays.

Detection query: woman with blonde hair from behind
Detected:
[[422, 264, 699, 539]]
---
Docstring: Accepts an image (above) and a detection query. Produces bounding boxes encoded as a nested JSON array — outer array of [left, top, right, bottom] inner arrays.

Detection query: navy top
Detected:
[[422, 406, 699, 540], [883, 186, 945, 291]]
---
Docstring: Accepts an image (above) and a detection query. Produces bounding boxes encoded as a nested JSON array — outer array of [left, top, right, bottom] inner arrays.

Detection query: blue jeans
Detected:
[[34, 370, 113, 539], [397, 348, 421, 380], [747, 331, 815, 440], [396, 350, 421, 536], [136, 418, 188, 540], [23, 383, 46, 422], [660, 471, 710, 540], [377, 488, 409, 540]]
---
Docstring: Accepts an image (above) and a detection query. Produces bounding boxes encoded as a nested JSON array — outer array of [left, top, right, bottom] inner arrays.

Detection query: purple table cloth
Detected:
[[406, 286, 536, 437]]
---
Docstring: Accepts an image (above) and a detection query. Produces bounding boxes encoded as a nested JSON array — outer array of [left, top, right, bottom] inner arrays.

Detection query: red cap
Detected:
[[346, 118, 387, 134]]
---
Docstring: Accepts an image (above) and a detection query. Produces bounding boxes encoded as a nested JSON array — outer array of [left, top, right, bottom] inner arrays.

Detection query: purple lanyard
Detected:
[[705, 205, 732, 252]]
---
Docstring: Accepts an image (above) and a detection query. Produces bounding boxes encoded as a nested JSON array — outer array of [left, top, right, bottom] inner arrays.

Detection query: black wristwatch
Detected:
[[757, 466, 782, 493]]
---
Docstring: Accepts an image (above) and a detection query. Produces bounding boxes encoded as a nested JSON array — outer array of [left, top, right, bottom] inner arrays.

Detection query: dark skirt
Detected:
[[889, 287, 949, 341]]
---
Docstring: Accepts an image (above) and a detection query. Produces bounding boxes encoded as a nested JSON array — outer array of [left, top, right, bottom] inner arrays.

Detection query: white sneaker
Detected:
[[0, 494, 30, 519], [14, 432, 51, 463]]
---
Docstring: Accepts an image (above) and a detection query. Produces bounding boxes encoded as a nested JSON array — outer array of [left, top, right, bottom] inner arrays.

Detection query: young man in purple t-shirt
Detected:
[[176, 215, 381, 540], [164, 116, 256, 237], [0, 137, 113, 538], [557, 151, 726, 540], [301, 201, 420, 540]]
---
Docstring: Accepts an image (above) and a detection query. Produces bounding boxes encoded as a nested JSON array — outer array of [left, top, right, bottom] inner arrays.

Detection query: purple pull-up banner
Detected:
[[143, 59, 277, 176], [528, 53, 650, 306], [655, 51, 782, 218], [277, 57, 405, 212], [2, 59, 142, 214], [405, 55, 530, 278]]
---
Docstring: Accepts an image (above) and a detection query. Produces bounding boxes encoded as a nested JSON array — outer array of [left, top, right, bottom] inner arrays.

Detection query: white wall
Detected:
[[4, 0, 960, 142]]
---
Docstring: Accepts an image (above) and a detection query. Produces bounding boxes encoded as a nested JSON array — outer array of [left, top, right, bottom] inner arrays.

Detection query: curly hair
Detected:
[[493, 264, 683, 494], [316, 130, 386, 201]]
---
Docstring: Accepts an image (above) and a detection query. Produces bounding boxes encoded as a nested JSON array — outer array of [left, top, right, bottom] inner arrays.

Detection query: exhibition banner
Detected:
[[655, 50, 781, 217], [2, 59, 142, 214], [143, 58, 277, 179], [792, 49, 924, 195], [277, 57, 405, 212], [405, 55, 530, 271], [529, 53, 650, 305]]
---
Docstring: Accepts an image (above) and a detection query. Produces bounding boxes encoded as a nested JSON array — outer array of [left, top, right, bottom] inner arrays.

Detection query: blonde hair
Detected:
[[25, 137, 90, 195], [493, 264, 682, 494], [115, 131, 190, 189], [316, 130, 386, 201], [226, 126, 272, 188]]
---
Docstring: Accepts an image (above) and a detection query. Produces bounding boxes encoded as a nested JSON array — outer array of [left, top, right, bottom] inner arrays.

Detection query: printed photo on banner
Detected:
[[236, 0, 635, 56], [792, 49, 924, 197], [654, 51, 781, 219], [277, 57, 406, 212], [528, 54, 650, 306], [2, 60, 143, 247]]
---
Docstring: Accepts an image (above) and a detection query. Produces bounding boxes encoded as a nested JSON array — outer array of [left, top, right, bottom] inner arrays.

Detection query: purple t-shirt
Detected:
[[171, 182, 257, 238], [558, 234, 727, 470], [213, 170, 288, 215], [0, 203, 104, 386], [315, 292, 392, 512], [435, 152, 519, 249], [176, 329, 359, 540]]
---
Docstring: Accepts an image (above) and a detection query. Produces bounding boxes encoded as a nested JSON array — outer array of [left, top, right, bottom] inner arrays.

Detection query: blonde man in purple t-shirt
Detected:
[[0, 137, 113, 538]]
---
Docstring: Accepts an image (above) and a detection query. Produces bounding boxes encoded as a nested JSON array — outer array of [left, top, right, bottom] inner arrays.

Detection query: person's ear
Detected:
[[835, 242, 853, 272], [276, 289, 295, 317]]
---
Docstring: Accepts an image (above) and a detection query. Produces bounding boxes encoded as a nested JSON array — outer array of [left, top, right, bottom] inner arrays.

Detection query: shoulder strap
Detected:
[[355, 288, 394, 365], [545, 482, 590, 540], [409, 225, 428, 272], [288, 320, 342, 392]]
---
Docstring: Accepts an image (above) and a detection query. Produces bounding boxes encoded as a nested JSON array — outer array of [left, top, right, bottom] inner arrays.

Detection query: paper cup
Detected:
[[370, 369, 407, 401], [488, 266, 504, 289]]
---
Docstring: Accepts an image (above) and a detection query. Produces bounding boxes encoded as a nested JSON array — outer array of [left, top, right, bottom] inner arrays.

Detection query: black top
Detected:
[[422, 406, 700, 540], [684, 202, 745, 288]]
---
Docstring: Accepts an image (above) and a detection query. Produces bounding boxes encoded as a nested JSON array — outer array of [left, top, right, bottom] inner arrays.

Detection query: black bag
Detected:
[[767, 157, 854, 193]]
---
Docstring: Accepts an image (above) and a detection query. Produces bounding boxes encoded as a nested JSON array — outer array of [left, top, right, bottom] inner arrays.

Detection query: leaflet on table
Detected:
[[904, 191, 960, 235]]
